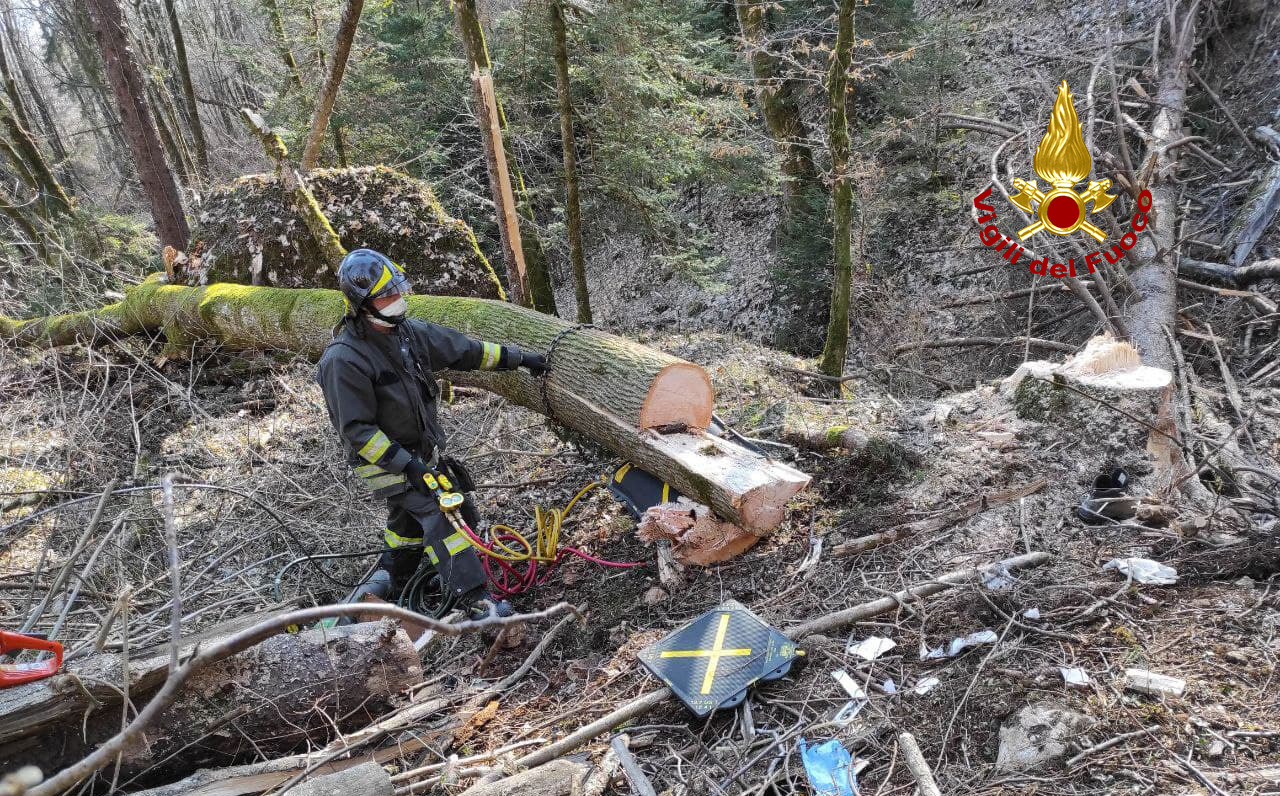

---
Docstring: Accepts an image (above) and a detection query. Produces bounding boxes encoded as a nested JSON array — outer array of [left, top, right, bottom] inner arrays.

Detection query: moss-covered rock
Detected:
[[185, 166, 505, 299]]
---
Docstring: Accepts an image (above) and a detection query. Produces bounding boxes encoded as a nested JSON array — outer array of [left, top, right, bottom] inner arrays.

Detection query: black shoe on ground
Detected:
[[461, 588, 514, 619]]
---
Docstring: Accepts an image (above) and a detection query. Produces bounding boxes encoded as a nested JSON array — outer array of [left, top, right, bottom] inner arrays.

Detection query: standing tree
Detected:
[[731, 0, 818, 218], [301, 0, 363, 170], [0, 95, 71, 217], [548, 0, 590, 323], [817, 0, 856, 382], [262, 0, 305, 94], [85, 0, 190, 251], [161, 0, 209, 181], [452, 0, 558, 315]]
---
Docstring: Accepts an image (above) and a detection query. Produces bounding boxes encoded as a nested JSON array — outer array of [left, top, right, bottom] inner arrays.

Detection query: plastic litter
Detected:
[[922, 629, 999, 660], [848, 635, 896, 661], [798, 737, 859, 796], [1023, 607, 1041, 620], [1103, 557, 1178, 585], [833, 699, 866, 726], [1060, 667, 1091, 687], [982, 564, 1015, 591], [882, 678, 898, 694], [911, 676, 940, 695], [831, 670, 869, 727]]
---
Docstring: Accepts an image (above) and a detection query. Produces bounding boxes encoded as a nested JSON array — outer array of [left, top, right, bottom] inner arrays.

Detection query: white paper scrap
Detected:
[[832, 669, 868, 700], [911, 676, 940, 696], [1060, 667, 1091, 687], [922, 629, 999, 660], [1103, 557, 1178, 585], [848, 635, 897, 661], [882, 678, 898, 694], [1023, 607, 1041, 620]]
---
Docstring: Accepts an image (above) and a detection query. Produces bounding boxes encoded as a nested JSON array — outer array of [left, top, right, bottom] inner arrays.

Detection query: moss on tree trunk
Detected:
[[818, 0, 856, 383]]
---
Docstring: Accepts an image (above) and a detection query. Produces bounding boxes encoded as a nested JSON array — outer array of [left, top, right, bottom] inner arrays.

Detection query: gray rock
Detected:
[[996, 701, 1093, 772]]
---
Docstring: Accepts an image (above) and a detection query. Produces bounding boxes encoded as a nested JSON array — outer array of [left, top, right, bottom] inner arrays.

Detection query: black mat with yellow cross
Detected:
[[639, 600, 804, 717]]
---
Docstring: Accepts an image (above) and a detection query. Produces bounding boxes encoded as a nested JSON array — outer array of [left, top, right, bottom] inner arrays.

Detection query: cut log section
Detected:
[[0, 619, 421, 780], [0, 279, 809, 532]]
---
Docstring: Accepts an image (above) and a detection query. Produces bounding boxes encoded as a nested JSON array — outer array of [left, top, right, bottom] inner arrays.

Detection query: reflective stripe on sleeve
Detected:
[[364, 473, 406, 491], [384, 527, 424, 548], [479, 341, 501, 370], [358, 430, 392, 463]]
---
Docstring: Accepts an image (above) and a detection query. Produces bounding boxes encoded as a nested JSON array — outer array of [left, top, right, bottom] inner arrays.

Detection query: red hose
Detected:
[[454, 521, 643, 597]]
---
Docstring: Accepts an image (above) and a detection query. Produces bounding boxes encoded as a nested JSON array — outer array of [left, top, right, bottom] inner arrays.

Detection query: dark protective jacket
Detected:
[[317, 318, 519, 496]]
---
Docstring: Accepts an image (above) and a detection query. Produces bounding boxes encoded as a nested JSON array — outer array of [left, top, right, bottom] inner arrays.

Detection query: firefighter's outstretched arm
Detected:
[[319, 356, 413, 475], [425, 322, 548, 375]]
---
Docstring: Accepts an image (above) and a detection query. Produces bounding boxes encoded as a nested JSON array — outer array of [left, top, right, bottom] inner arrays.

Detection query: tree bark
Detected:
[[85, 0, 189, 251], [1, 15, 74, 190], [549, 0, 591, 324], [262, 0, 304, 94], [1, 279, 808, 532], [240, 107, 347, 273], [0, 618, 420, 778], [817, 0, 856, 381], [1123, 3, 1198, 372], [301, 0, 363, 171], [0, 96, 71, 216], [732, 0, 819, 215], [161, 0, 209, 180], [452, 0, 558, 316]]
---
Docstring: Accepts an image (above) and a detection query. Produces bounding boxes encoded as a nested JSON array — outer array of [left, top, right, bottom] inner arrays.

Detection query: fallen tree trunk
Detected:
[[0, 278, 809, 532], [0, 619, 420, 779]]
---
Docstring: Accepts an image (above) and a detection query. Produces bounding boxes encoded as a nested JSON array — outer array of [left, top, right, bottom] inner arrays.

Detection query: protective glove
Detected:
[[519, 351, 549, 376], [403, 457, 434, 495]]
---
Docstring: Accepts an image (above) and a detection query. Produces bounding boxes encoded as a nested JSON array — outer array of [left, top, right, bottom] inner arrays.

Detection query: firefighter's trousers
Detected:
[[380, 488, 486, 599]]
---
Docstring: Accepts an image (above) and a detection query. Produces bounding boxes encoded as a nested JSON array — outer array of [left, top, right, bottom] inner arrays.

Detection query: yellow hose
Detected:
[[479, 479, 605, 564]]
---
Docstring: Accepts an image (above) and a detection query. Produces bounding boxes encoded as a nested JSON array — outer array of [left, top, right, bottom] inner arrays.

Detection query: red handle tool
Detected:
[[0, 630, 63, 688]]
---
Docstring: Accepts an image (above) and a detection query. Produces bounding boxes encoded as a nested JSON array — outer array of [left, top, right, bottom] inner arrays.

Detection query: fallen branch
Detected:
[[894, 337, 1076, 356], [898, 732, 942, 796], [831, 479, 1047, 558], [25, 602, 578, 796]]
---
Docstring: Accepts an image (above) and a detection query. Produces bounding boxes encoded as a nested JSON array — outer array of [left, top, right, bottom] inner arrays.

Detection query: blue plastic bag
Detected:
[[798, 737, 858, 796]]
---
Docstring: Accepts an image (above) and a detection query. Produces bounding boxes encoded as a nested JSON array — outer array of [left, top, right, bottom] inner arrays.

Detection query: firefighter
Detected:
[[317, 249, 547, 617]]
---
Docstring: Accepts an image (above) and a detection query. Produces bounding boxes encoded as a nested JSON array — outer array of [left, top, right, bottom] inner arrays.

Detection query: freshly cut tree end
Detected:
[[639, 363, 714, 429], [1060, 334, 1172, 391], [645, 431, 811, 534]]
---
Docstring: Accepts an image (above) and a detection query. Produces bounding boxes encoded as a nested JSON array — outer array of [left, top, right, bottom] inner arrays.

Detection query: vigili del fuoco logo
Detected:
[[971, 80, 1153, 278]]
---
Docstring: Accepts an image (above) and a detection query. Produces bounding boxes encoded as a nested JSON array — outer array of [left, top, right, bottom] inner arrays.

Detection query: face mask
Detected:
[[368, 296, 408, 327]]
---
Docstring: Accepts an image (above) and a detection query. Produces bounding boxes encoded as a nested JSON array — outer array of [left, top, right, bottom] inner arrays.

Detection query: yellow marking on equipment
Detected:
[[661, 482, 670, 503], [658, 613, 753, 694], [480, 341, 501, 369], [370, 264, 395, 296], [614, 463, 632, 483]]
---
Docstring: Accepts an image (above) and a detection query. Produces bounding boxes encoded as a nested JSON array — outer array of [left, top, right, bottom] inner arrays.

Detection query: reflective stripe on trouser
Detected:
[[385, 489, 485, 597]]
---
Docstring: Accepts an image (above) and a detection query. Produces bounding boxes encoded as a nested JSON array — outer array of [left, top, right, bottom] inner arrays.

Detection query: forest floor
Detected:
[[2, 323, 1277, 794]]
